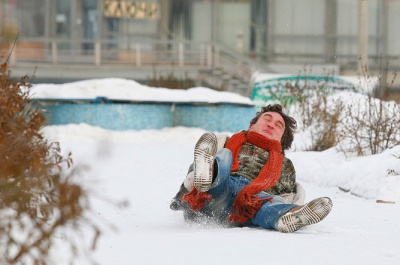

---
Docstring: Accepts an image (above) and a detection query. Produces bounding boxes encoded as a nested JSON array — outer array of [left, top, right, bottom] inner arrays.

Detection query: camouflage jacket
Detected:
[[231, 142, 297, 195]]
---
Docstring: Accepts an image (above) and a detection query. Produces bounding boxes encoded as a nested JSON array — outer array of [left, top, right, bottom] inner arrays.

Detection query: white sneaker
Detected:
[[276, 197, 333, 233], [193, 133, 218, 192]]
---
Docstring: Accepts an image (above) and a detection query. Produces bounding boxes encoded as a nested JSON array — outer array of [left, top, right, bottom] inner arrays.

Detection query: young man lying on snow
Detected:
[[170, 104, 332, 233]]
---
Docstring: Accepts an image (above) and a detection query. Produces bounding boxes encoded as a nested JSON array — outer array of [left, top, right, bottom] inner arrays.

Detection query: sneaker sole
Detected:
[[193, 133, 218, 192], [276, 197, 333, 233]]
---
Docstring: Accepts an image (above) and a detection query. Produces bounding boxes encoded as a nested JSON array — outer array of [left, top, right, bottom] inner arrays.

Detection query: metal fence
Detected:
[[1, 38, 257, 86]]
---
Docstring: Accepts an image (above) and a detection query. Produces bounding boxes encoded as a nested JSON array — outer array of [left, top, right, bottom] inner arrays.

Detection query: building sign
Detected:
[[103, 0, 159, 19]]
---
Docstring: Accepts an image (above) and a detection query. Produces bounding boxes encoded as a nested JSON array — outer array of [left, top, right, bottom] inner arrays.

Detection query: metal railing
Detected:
[[1, 37, 258, 88], [3, 38, 251, 70], [1, 37, 269, 97]]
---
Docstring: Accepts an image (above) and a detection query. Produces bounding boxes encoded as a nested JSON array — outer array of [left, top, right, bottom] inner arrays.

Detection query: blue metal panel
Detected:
[[42, 103, 174, 130], [39, 100, 256, 132], [174, 104, 256, 132]]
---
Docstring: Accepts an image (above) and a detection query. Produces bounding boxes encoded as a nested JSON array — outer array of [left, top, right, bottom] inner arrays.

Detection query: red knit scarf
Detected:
[[183, 131, 284, 223]]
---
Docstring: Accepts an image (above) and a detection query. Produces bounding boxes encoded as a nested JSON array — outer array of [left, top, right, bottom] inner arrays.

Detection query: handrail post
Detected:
[[178, 43, 184, 67], [136, 43, 141, 66], [95, 41, 101, 66], [214, 45, 220, 68], [200, 44, 204, 65], [51, 40, 58, 65], [207, 44, 212, 67]]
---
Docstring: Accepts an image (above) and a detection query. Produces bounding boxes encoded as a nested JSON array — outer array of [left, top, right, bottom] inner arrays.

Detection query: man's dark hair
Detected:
[[249, 104, 297, 150]]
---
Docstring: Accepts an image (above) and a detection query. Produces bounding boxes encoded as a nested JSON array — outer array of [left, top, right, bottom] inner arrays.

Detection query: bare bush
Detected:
[[336, 65, 400, 156], [265, 72, 399, 156], [0, 61, 100, 264], [338, 94, 400, 156], [270, 75, 344, 151]]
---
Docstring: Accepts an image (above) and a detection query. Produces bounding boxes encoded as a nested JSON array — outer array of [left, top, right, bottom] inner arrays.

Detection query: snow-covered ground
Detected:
[[31, 78, 400, 265], [41, 125, 400, 265]]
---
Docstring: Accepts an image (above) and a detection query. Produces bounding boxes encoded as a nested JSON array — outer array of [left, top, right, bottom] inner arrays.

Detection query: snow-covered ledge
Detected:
[[31, 78, 256, 132]]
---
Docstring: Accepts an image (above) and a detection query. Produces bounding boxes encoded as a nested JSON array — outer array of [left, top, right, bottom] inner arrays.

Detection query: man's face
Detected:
[[249, 112, 285, 142]]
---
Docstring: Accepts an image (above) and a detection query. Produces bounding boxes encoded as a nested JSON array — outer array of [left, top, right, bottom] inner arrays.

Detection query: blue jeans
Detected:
[[198, 148, 297, 230]]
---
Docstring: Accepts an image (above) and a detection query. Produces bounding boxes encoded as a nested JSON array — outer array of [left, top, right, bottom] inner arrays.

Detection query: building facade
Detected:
[[1, 0, 399, 74]]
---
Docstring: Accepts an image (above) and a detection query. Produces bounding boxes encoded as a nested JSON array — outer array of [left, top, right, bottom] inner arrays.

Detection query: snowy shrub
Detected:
[[267, 72, 400, 156], [337, 93, 400, 156], [270, 76, 343, 151], [0, 61, 100, 264]]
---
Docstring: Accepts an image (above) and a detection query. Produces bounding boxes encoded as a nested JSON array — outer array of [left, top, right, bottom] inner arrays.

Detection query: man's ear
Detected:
[[249, 124, 254, 131]]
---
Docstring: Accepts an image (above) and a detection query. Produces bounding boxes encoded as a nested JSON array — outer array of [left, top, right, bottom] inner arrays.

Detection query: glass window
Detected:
[[16, 0, 46, 37], [55, 0, 71, 38]]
